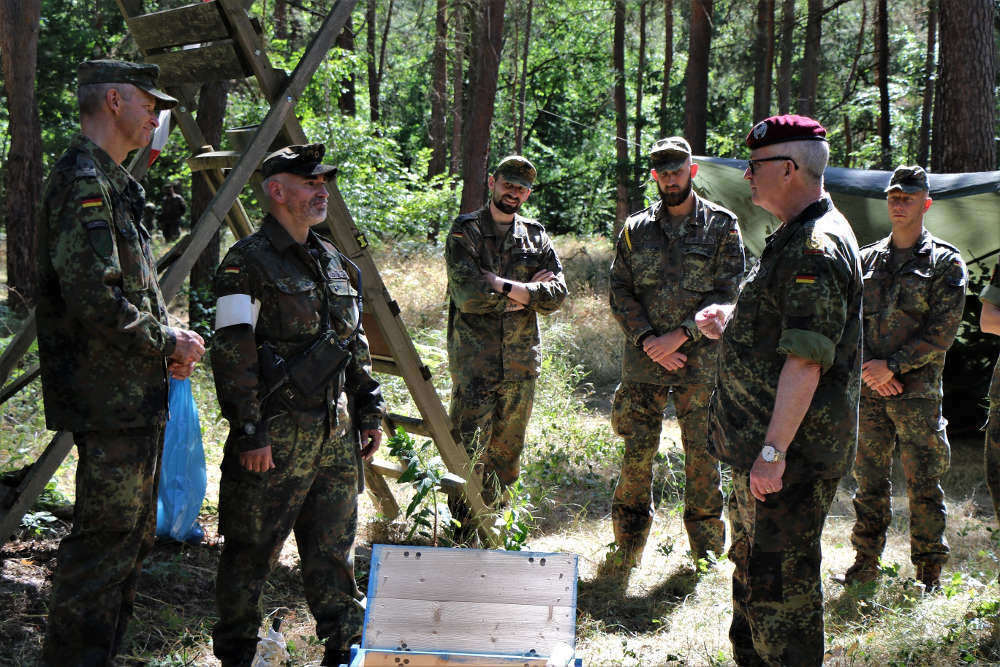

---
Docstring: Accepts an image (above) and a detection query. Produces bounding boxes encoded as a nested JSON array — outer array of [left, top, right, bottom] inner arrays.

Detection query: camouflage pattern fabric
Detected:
[[158, 190, 185, 242], [860, 229, 967, 400], [851, 397, 950, 564], [445, 207, 567, 385], [36, 134, 176, 666], [610, 382, 724, 561], [710, 196, 863, 482], [211, 216, 384, 662], [982, 258, 1000, 522], [445, 207, 565, 502], [728, 472, 839, 667], [41, 427, 163, 666], [35, 134, 175, 432], [610, 194, 745, 385], [213, 413, 363, 663]]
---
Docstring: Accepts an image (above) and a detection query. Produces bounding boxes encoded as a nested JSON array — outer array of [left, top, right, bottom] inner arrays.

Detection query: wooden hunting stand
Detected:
[[0, 0, 499, 546]]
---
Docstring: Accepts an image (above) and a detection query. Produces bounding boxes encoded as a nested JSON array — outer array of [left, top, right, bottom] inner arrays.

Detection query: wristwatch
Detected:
[[760, 443, 786, 463], [886, 357, 900, 376], [242, 422, 256, 436]]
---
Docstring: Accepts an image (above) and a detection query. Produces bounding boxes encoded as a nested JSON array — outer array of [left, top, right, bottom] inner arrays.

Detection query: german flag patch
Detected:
[[452, 231, 465, 238], [795, 274, 817, 284], [223, 266, 241, 274], [81, 197, 103, 209]]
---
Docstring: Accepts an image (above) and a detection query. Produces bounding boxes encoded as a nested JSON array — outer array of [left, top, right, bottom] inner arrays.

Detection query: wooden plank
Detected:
[[188, 150, 241, 172], [354, 649, 551, 666], [126, 2, 230, 52], [0, 364, 39, 406], [368, 459, 465, 491], [369, 547, 577, 607], [146, 41, 249, 86], [0, 312, 37, 389], [363, 461, 400, 520], [0, 432, 75, 541], [363, 598, 575, 656], [384, 412, 431, 438]]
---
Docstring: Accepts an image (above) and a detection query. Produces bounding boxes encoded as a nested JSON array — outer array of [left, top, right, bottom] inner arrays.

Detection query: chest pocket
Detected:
[[508, 248, 543, 282], [275, 277, 321, 337], [897, 265, 934, 320], [631, 243, 664, 287], [116, 209, 155, 295], [326, 277, 360, 337], [862, 268, 891, 316], [680, 237, 717, 292]]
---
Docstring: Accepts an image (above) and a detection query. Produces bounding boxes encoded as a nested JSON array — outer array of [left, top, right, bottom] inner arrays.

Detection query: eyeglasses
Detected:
[[747, 156, 799, 174]]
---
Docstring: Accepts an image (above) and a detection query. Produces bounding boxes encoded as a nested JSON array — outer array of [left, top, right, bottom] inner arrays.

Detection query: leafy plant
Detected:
[[494, 479, 536, 551], [386, 427, 451, 544]]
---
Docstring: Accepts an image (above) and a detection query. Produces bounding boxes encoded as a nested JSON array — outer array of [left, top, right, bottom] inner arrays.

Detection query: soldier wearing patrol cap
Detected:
[[444, 155, 567, 532], [835, 165, 966, 591], [695, 115, 863, 665], [37, 59, 206, 665], [604, 137, 745, 577], [211, 143, 384, 666]]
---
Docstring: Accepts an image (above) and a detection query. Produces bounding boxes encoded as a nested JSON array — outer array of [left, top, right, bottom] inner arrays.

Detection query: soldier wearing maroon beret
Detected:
[[695, 114, 863, 666]]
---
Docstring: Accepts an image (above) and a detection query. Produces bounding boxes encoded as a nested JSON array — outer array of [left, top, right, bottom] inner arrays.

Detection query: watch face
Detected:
[[761, 445, 777, 462]]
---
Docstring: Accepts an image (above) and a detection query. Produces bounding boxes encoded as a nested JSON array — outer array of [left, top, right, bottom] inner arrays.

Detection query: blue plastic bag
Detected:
[[156, 378, 207, 543]]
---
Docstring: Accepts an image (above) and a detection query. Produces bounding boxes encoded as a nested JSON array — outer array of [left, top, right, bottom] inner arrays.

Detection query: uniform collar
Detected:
[[876, 227, 933, 257], [765, 195, 832, 246], [261, 214, 328, 255], [71, 134, 135, 196], [653, 194, 703, 227], [481, 206, 527, 240]]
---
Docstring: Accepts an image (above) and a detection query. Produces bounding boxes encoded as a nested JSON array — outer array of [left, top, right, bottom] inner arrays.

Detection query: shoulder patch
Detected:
[[804, 229, 833, 255]]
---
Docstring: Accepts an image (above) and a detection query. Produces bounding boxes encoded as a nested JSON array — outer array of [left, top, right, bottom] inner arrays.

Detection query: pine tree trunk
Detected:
[[684, 0, 712, 154], [449, 0, 466, 176], [335, 20, 357, 116], [514, 0, 532, 153], [917, 0, 937, 168], [459, 0, 505, 213], [428, 0, 449, 178], [932, 0, 995, 172], [798, 0, 822, 117], [632, 0, 647, 213], [613, 0, 629, 236], [752, 0, 774, 122], [366, 0, 380, 123], [659, 0, 673, 136], [776, 0, 794, 114], [874, 0, 891, 169], [0, 0, 42, 311]]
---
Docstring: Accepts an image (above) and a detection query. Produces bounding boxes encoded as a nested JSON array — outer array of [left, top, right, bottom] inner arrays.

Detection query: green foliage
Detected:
[[493, 479, 536, 551], [20, 509, 59, 537], [386, 427, 451, 543]]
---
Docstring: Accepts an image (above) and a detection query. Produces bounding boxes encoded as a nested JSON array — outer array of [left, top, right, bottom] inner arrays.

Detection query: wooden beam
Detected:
[[363, 461, 400, 520], [126, 1, 230, 52], [0, 365, 39, 407], [0, 432, 74, 541], [384, 412, 431, 438], [368, 458, 466, 491], [0, 313, 36, 389]]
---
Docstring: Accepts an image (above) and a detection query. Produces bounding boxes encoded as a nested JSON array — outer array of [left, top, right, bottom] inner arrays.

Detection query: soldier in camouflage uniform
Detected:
[[445, 156, 567, 523], [157, 182, 186, 242], [606, 137, 745, 572], [211, 144, 385, 667], [36, 60, 206, 666], [835, 166, 966, 591], [696, 115, 862, 666], [981, 258, 1000, 523]]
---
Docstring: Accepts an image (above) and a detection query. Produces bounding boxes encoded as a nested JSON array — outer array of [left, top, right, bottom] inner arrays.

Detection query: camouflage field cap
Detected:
[[78, 59, 177, 111], [884, 165, 929, 193], [649, 137, 692, 171], [494, 155, 537, 189], [261, 143, 338, 179]]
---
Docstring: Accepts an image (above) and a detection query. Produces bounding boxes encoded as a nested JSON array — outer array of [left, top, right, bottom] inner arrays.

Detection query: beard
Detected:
[[492, 192, 523, 215], [658, 178, 692, 207]]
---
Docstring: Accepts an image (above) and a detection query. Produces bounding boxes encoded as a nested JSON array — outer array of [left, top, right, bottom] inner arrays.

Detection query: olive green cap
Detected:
[[494, 155, 537, 189], [261, 143, 337, 179], [885, 165, 929, 193], [649, 136, 692, 171], [78, 59, 177, 111]]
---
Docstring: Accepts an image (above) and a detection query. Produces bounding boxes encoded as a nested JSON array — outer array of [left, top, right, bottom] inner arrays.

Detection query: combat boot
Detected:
[[832, 552, 880, 586], [916, 562, 942, 592]]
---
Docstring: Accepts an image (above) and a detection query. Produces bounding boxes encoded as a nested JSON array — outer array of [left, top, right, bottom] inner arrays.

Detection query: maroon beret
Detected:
[[746, 114, 827, 149]]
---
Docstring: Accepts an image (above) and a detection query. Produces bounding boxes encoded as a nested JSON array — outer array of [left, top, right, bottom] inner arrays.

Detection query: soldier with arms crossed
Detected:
[[606, 137, 745, 575]]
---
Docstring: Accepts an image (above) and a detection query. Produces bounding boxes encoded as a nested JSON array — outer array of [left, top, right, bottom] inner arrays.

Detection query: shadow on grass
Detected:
[[825, 575, 924, 632], [576, 565, 699, 634]]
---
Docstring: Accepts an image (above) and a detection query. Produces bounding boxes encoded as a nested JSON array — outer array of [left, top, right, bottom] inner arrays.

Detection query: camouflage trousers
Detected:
[[610, 382, 724, 562], [728, 471, 838, 667], [449, 377, 535, 504], [985, 401, 1000, 525], [851, 397, 950, 565], [42, 425, 163, 667], [213, 411, 363, 665]]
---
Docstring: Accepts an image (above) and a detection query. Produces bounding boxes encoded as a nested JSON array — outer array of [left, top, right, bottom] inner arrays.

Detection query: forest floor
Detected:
[[1, 235, 999, 666]]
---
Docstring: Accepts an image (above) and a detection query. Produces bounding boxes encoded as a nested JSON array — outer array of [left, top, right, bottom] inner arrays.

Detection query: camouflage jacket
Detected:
[[861, 229, 967, 400], [212, 216, 384, 450], [610, 195, 745, 385], [710, 196, 863, 481], [35, 134, 175, 432], [445, 207, 567, 384], [159, 192, 185, 223], [982, 257, 1000, 405]]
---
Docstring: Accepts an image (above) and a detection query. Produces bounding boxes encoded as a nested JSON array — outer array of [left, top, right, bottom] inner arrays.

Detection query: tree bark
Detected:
[[917, 0, 937, 168], [752, 0, 774, 122], [932, 0, 995, 172], [684, 0, 712, 154], [659, 0, 673, 136], [0, 0, 42, 310], [514, 0, 533, 153], [613, 0, 629, 236], [874, 0, 891, 169], [449, 0, 466, 176], [459, 0, 505, 213], [189, 81, 230, 335], [335, 20, 357, 116], [274, 0, 288, 41], [429, 0, 449, 178], [797, 0, 822, 117], [776, 0, 794, 114], [366, 0, 379, 122], [632, 0, 647, 213]]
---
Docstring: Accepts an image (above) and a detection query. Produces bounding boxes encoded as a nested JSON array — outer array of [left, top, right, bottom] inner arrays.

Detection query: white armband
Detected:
[[215, 293, 261, 331]]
